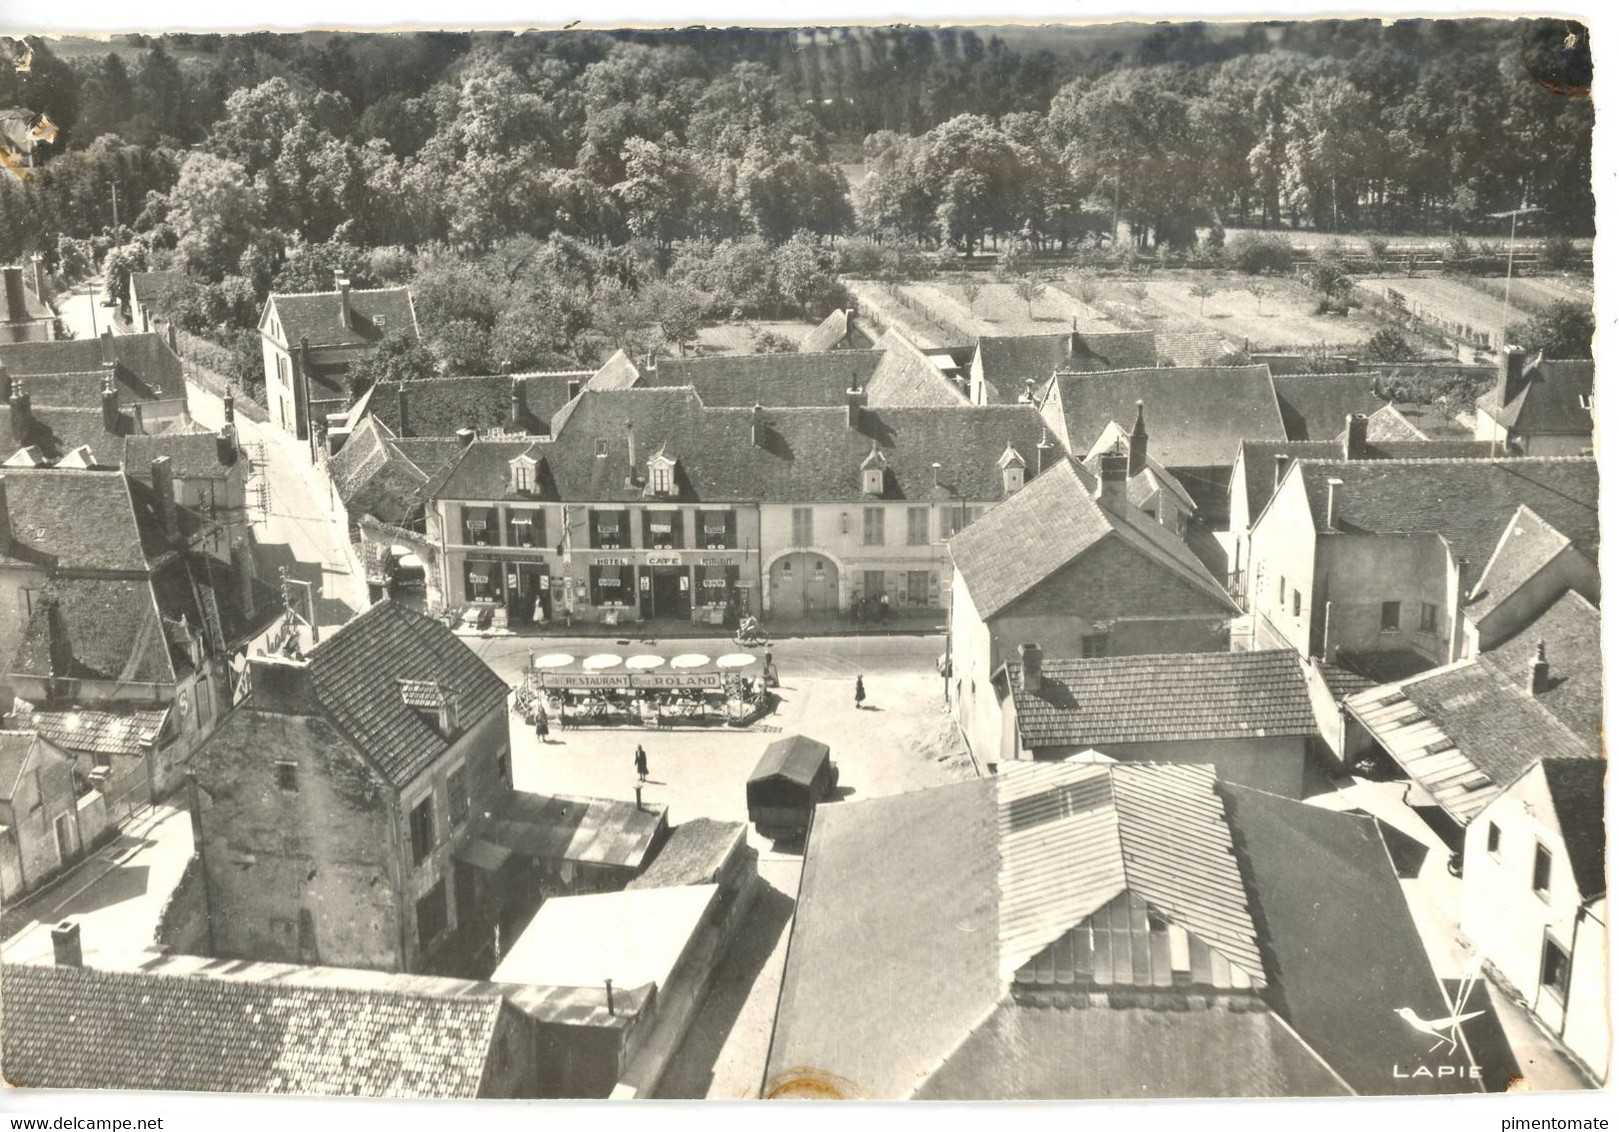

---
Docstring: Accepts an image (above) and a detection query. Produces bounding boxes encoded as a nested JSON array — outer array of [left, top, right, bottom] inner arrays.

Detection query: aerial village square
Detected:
[[0, 16, 1606, 1105]]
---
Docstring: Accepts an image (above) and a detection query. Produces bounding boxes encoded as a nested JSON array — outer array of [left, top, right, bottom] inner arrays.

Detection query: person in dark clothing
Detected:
[[854, 675, 867, 710], [635, 744, 649, 781], [535, 708, 551, 743]]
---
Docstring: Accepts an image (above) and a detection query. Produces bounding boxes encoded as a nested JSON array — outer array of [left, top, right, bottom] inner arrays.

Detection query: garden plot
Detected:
[[692, 320, 821, 355], [1067, 277, 1380, 353], [1359, 277, 1544, 349], [894, 280, 1115, 341]]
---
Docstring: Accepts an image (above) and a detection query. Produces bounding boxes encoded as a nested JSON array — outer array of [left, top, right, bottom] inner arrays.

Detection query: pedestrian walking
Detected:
[[879, 592, 891, 623], [854, 675, 867, 710], [763, 648, 775, 686], [535, 708, 551, 744], [635, 743, 649, 782]]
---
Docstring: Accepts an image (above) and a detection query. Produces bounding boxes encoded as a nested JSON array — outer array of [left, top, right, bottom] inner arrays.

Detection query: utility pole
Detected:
[[111, 184, 121, 249], [1488, 202, 1542, 343]]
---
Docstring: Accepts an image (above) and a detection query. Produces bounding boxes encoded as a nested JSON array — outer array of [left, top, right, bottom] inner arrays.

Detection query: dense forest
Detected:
[[0, 20, 1593, 392]]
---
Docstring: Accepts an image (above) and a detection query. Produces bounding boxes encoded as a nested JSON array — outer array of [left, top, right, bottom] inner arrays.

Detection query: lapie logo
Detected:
[[1392, 957, 1486, 1080]]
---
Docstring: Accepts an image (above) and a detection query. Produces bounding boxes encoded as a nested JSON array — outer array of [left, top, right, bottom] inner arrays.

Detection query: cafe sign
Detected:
[[646, 555, 682, 566]]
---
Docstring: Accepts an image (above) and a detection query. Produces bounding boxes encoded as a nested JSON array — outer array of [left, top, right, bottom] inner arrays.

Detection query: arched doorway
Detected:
[[769, 552, 839, 620]]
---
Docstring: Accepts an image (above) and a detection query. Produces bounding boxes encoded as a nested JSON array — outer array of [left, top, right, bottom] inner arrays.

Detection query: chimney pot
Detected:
[[605, 977, 615, 1016], [1128, 400, 1148, 477], [102, 376, 121, 434], [1530, 640, 1551, 696], [1096, 452, 1129, 514], [1502, 344, 1527, 396], [223, 392, 236, 425], [751, 403, 766, 448], [336, 276, 352, 330], [51, 919, 82, 968], [1343, 413, 1369, 461], [456, 427, 475, 448], [846, 386, 866, 430], [1325, 477, 1344, 531], [1019, 642, 1043, 694]]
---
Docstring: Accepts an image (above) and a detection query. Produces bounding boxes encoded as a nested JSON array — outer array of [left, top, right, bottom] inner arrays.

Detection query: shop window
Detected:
[[463, 561, 498, 603], [592, 564, 626, 605]]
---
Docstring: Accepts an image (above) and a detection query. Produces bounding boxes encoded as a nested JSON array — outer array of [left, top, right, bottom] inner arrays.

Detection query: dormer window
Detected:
[[595, 439, 608, 458], [1579, 393, 1593, 411], [375, 315, 387, 330], [998, 442, 1026, 496], [863, 467, 883, 495], [509, 454, 537, 495], [646, 450, 677, 497]]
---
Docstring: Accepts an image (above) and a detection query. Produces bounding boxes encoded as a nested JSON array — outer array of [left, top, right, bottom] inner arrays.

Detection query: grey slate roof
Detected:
[[125, 431, 239, 480], [1479, 357, 1593, 436], [1236, 439, 1499, 524], [641, 351, 884, 407], [11, 574, 175, 684], [1466, 505, 1585, 620], [1, 959, 507, 1098], [627, 817, 745, 890], [298, 600, 511, 786], [1049, 365, 1286, 468], [1271, 373, 1388, 440], [1011, 650, 1316, 748], [0, 404, 130, 464], [976, 330, 1157, 404], [1539, 758, 1607, 901], [266, 287, 418, 349], [948, 458, 1234, 620], [1293, 457, 1599, 591], [865, 327, 968, 407], [1481, 590, 1602, 747], [0, 333, 185, 391], [0, 467, 170, 572]]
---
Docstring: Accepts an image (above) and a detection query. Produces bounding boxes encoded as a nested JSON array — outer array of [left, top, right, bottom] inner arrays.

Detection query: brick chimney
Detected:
[[1128, 400, 1148, 477], [846, 386, 866, 430], [436, 688, 462, 739], [1342, 413, 1369, 461], [1273, 453, 1290, 491], [101, 374, 121, 434], [510, 381, 525, 430], [9, 383, 30, 441], [231, 539, 255, 620], [151, 455, 179, 542], [335, 276, 353, 330], [0, 474, 11, 553], [1500, 344, 1528, 405], [1325, 477, 1344, 531], [1529, 640, 1551, 695], [751, 403, 766, 448], [1096, 451, 1129, 515], [1019, 642, 1043, 694], [51, 919, 82, 967]]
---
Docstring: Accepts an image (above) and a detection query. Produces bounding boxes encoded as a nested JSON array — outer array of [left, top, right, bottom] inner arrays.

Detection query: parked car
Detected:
[[746, 734, 839, 842]]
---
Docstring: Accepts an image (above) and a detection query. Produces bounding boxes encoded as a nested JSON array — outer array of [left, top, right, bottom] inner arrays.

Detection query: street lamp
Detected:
[[1488, 203, 1543, 341]]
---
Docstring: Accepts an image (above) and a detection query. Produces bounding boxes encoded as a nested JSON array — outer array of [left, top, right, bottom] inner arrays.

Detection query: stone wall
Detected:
[[154, 853, 213, 956]]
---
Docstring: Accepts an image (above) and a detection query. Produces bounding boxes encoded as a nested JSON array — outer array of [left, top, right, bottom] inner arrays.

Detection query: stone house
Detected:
[[1473, 346, 1594, 456], [0, 261, 57, 343], [189, 600, 515, 976], [0, 729, 84, 900]]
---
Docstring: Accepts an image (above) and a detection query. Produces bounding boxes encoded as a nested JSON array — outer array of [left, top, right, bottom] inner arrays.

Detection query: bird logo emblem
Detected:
[[1395, 956, 1485, 1055]]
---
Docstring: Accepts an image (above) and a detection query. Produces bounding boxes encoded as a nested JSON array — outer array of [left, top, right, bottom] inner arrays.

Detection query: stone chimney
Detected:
[[846, 386, 866, 430], [100, 326, 116, 367], [751, 403, 766, 448], [510, 381, 525, 430], [231, 539, 255, 620], [1342, 413, 1369, 461], [456, 427, 475, 448], [0, 474, 11, 553], [1325, 477, 1344, 531], [248, 652, 317, 713], [1096, 451, 1129, 515], [2, 265, 24, 320], [336, 276, 353, 330], [394, 384, 410, 435], [1036, 427, 1055, 475], [1019, 642, 1043, 694], [217, 426, 238, 466], [1128, 401, 1148, 477], [223, 392, 236, 425], [625, 419, 637, 470], [151, 455, 179, 542], [30, 252, 44, 301], [1, 364, 11, 401], [1274, 453, 1290, 491], [51, 919, 82, 967], [9, 383, 30, 441], [101, 374, 121, 434], [1529, 640, 1551, 695], [1500, 344, 1528, 404], [45, 596, 72, 678]]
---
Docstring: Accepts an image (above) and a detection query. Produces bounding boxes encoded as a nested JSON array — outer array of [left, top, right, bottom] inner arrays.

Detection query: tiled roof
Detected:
[[12, 368, 163, 408], [948, 458, 1233, 620], [0, 468, 168, 572], [124, 431, 238, 480], [1467, 505, 1583, 620], [1048, 365, 1286, 468], [976, 330, 1157, 404], [23, 707, 168, 758], [0, 404, 130, 464], [0, 729, 41, 798], [1481, 590, 1602, 746], [0, 333, 184, 391], [627, 817, 745, 890], [865, 328, 967, 407], [1539, 758, 1607, 901], [1, 959, 506, 1098], [641, 351, 885, 407], [1295, 457, 1599, 591], [1218, 783, 1481, 1094], [1236, 439, 1499, 526], [915, 999, 1350, 1099], [1011, 651, 1316, 749], [767, 776, 1001, 1100], [298, 600, 512, 786], [328, 417, 453, 527], [1271, 373, 1387, 440], [129, 270, 189, 311], [265, 287, 418, 350], [487, 789, 666, 870], [1362, 402, 1428, 441], [1080, 418, 1197, 512], [1479, 357, 1593, 436], [440, 387, 1062, 506], [1314, 661, 1377, 702], [11, 575, 174, 684], [1345, 659, 1598, 824], [800, 309, 872, 353], [368, 374, 519, 437]]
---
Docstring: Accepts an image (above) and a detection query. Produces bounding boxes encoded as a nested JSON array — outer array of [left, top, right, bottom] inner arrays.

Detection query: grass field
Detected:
[[690, 320, 820, 356], [895, 279, 1114, 340], [1095, 277, 1382, 352]]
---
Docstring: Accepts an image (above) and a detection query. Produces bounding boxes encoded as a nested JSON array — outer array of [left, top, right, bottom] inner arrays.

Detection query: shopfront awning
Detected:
[[702, 565, 729, 587], [703, 518, 727, 533], [596, 511, 621, 531], [455, 838, 513, 872], [598, 565, 622, 585]]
